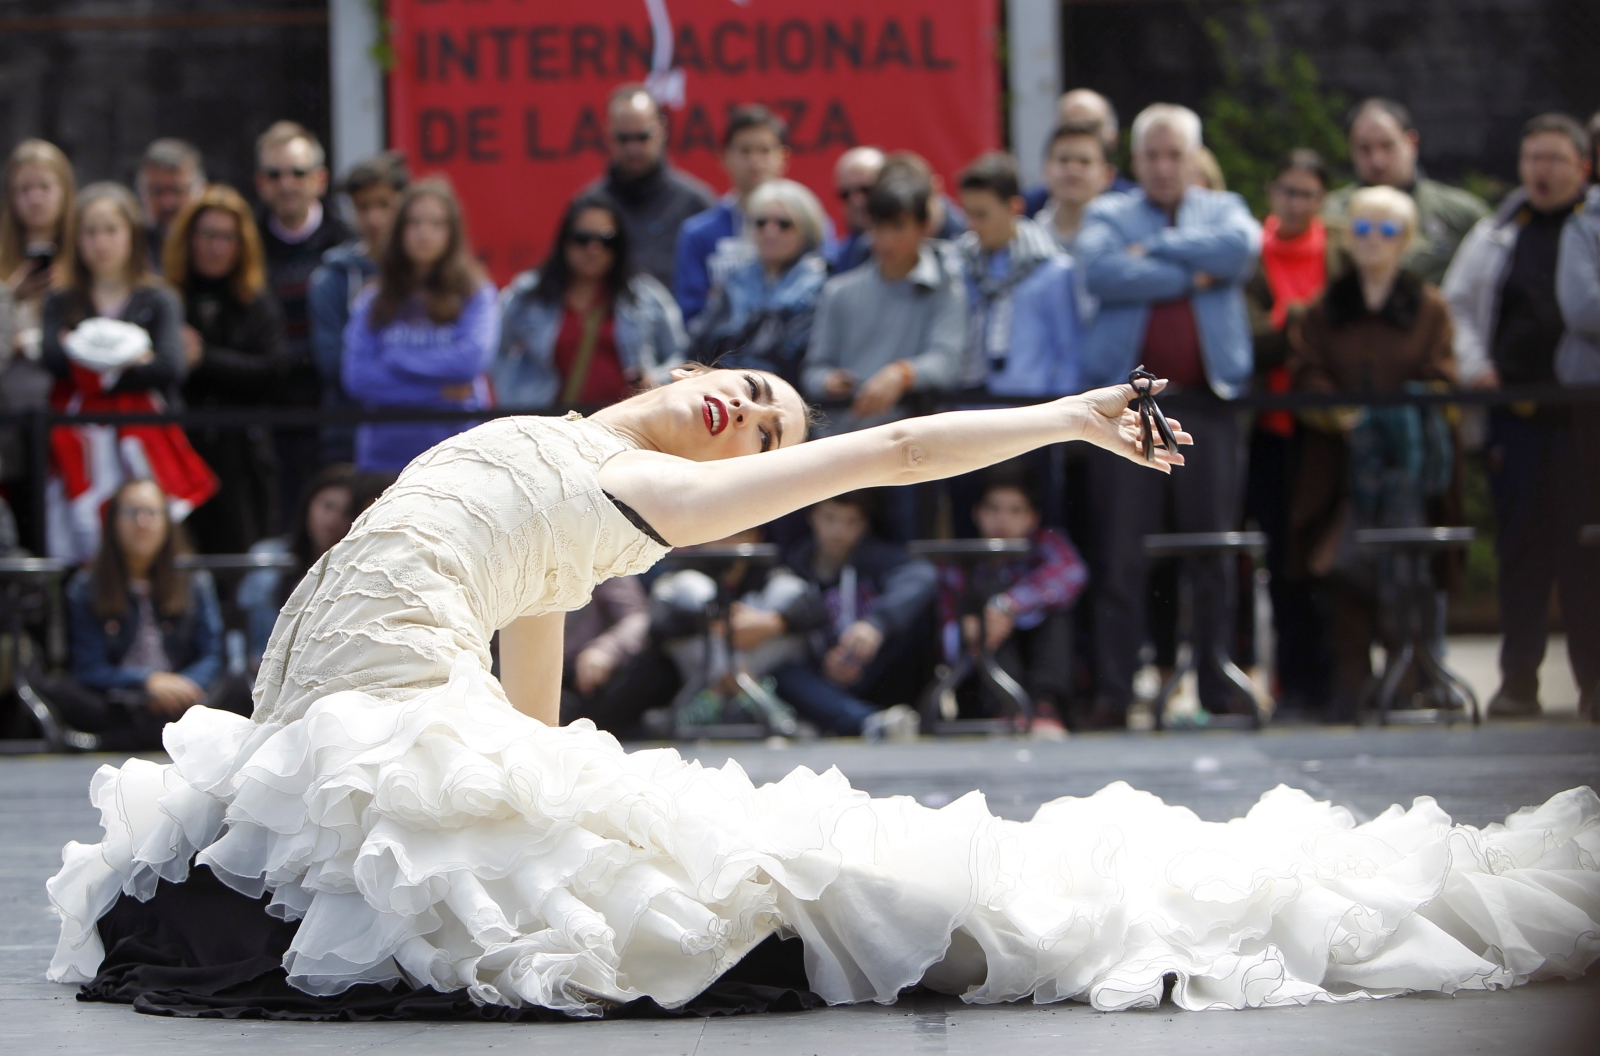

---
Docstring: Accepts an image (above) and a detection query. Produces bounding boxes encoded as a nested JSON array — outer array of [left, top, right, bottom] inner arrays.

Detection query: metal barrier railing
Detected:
[[4, 383, 1597, 555]]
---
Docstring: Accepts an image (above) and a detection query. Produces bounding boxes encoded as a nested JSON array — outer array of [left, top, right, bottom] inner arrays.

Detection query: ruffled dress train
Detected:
[[47, 657, 1600, 1016], [43, 415, 1600, 1015]]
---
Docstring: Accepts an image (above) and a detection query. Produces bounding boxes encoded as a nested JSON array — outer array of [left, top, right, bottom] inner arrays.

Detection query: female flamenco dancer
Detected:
[[48, 367, 1598, 1018]]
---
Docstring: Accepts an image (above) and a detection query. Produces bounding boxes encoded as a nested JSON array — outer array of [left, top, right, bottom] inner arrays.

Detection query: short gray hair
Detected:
[[1131, 104, 1203, 154], [139, 138, 205, 183], [746, 179, 827, 252], [1059, 89, 1119, 146]]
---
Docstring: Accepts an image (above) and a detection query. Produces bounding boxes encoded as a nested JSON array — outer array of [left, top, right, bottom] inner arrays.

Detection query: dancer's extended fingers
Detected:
[[1163, 417, 1193, 444], [1123, 432, 1172, 472]]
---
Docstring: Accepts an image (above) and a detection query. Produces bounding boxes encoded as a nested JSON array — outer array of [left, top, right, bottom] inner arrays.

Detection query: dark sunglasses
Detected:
[[1350, 217, 1403, 239], [260, 166, 312, 181], [1129, 365, 1178, 463], [612, 130, 653, 145], [1272, 184, 1322, 201], [752, 216, 795, 231], [567, 229, 617, 248], [836, 185, 873, 201]]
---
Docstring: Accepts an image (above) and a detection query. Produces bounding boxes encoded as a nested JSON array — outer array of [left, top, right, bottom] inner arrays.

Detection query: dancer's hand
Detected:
[[1070, 381, 1191, 472]]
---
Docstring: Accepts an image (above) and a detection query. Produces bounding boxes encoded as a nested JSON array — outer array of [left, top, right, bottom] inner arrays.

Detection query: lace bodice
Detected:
[[251, 414, 670, 724]]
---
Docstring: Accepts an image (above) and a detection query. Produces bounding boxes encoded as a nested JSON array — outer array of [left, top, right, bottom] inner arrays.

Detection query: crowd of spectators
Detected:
[[1, 82, 1598, 748]]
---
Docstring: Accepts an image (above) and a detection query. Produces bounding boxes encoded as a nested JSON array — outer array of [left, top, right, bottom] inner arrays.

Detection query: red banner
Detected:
[[387, 0, 1000, 285]]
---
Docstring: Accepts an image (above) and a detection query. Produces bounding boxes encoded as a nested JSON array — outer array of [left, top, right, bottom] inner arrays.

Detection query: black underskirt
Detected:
[[80, 862, 823, 1021]]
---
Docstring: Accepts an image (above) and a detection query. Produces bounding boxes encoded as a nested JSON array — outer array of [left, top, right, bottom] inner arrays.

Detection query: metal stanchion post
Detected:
[[28, 409, 49, 556]]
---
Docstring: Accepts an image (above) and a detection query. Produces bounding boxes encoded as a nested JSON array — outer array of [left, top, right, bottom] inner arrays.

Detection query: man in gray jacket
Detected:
[[801, 161, 968, 540], [802, 161, 969, 430], [1441, 113, 1597, 718]]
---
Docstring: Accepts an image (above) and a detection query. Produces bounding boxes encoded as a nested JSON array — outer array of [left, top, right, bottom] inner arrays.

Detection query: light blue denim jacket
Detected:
[[492, 270, 686, 408], [1076, 187, 1262, 397]]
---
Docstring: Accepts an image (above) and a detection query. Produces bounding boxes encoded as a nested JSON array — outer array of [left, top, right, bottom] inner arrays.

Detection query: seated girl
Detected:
[[39, 479, 250, 750]]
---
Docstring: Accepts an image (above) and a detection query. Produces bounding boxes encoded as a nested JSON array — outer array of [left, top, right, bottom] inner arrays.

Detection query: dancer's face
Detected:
[[652, 366, 807, 461]]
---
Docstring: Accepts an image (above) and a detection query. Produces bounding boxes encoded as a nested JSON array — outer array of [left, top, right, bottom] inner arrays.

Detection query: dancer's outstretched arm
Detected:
[[600, 382, 1190, 547]]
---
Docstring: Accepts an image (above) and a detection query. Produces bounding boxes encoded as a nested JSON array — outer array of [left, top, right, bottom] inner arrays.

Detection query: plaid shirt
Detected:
[[938, 527, 1088, 634]]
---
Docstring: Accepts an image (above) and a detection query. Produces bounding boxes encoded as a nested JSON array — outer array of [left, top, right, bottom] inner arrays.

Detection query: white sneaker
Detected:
[[863, 704, 920, 743]]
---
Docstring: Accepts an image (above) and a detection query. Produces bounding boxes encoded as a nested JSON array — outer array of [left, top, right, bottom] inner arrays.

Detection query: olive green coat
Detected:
[[1323, 178, 1491, 286]]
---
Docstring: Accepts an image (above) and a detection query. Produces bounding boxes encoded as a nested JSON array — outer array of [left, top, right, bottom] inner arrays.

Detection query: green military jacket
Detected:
[[1323, 178, 1491, 286]]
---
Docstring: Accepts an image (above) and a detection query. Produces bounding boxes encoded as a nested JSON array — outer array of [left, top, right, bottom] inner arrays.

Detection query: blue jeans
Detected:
[[772, 662, 877, 735]]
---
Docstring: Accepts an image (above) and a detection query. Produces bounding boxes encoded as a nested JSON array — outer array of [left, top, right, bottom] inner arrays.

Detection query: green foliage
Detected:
[[1200, 1, 1349, 216], [1459, 170, 1512, 209], [367, 0, 395, 72]]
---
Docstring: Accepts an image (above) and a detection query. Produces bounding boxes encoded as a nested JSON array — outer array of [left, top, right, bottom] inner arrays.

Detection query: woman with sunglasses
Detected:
[[47, 355, 1599, 1019], [494, 194, 685, 410], [686, 178, 829, 387], [341, 178, 498, 472], [1287, 185, 1458, 722]]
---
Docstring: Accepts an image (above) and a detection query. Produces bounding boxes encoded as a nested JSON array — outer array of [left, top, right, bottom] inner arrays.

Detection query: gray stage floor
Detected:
[[3, 722, 1598, 1055]]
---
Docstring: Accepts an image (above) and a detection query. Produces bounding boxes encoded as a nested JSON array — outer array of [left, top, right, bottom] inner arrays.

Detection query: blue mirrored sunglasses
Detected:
[[1350, 217, 1403, 239]]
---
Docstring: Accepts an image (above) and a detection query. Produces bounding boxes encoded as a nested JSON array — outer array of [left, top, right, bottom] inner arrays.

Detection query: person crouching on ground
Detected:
[[774, 491, 935, 740], [650, 525, 825, 731], [944, 461, 1088, 736], [38, 479, 250, 750]]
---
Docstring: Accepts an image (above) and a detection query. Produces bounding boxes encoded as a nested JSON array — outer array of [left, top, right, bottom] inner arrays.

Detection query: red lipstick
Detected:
[[703, 395, 729, 436]]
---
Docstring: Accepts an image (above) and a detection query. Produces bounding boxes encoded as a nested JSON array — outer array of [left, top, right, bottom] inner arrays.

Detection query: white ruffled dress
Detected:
[[46, 415, 1600, 1015]]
